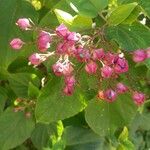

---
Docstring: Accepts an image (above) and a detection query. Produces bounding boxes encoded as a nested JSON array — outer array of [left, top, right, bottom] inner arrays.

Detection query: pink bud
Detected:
[[37, 31, 52, 52], [132, 50, 147, 63], [29, 53, 41, 65], [56, 24, 69, 37], [132, 92, 145, 105], [101, 65, 113, 78], [116, 83, 128, 94], [52, 62, 64, 76], [85, 61, 98, 74], [146, 48, 150, 59], [10, 38, 24, 50], [62, 63, 74, 76], [104, 89, 117, 102], [75, 47, 91, 62], [103, 52, 116, 65], [65, 76, 76, 87], [92, 48, 105, 60], [16, 18, 31, 30], [63, 86, 74, 96], [114, 58, 129, 74]]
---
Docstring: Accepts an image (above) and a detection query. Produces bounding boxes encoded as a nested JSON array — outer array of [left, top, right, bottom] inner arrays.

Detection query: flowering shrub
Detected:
[[0, 0, 150, 149]]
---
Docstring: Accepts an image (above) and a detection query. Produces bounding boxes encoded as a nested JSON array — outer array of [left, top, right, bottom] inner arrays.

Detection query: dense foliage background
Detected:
[[0, 0, 150, 149]]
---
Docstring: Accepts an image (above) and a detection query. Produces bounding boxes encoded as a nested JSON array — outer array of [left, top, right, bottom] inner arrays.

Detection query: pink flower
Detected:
[[56, 24, 69, 38], [52, 62, 64, 76], [101, 65, 113, 78], [37, 31, 52, 52], [132, 92, 145, 105], [75, 47, 91, 62], [103, 52, 116, 65], [29, 53, 41, 65], [85, 61, 98, 74], [92, 48, 105, 60], [63, 86, 74, 96], [146, 48, 150, 59], [116, 83, 128, 94], [132, 50, 147, 63], [114, 58, 129, 74], [104, 89, 117, 102], [16, 18, 31, 30], [10, 38, 24, 50], [65, 76, 76, 87]]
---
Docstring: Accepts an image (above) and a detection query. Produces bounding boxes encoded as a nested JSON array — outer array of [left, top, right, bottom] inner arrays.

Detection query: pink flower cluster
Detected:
[[9, 18, 148, 106]]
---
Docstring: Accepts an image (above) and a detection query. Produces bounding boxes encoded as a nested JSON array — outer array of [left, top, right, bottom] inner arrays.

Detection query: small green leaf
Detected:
[[119, 127, 129, 142], [28, 82, 40, 99], [108, 3, 138, 26]]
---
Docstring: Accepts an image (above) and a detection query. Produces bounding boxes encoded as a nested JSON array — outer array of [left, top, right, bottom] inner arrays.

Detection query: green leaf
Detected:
[[85, 94, 137, 136], [28, 82, 40, 99], [71, 15, 92, 31], [35, 77, 86, 123], [105, 22, 150, 51], [119, 127, 129, 142], [90, 0, 108, 12], [0, 87, 7, 115], [0, 0, 38, 70], [108, 2, 138, 26], [140, 0, 150, 18], [66, 0, 98, 18], [54, 9, 73, 26], [8, 73, 40, 98], [62, 126, 101, 146], [0, 109, 35, 150]]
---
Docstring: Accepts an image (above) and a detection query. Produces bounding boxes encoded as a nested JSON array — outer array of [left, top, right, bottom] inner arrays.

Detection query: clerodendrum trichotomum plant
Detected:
[[1, 0, 150, 149]]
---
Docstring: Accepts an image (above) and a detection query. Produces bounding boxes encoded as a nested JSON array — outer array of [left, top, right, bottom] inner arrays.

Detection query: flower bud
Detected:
[[103, 52, 115, 65], [56, 24, 69, 37], [52, 62, 64, 76], [10, 38, 24, 50], [85, 61, 98, 74], [65, 76, 76, 87], [132, 92, 145, 105], [37, 31, 52, 52], [29, 53, 41, 65], [101, 65, 113, 78], [114, 58, 129, 74], [92, 48, 105, 60], [132, 50, 147, 63], [104, 89, 117, 102], [63, 86, 74, 96], [16, 18, 31, 30], [116, 83, 128, 94]]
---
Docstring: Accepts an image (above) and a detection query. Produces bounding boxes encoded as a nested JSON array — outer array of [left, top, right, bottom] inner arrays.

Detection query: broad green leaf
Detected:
[[108, 2, 138, 26], [0, 0, 38, 70], [0, 109, 35, 150], [105, 23, 150, 51], [35, 77, 86, 123], [8, 73, 40, 98], [85, 94, 137, 136], [62, 126, 101, 146], [122, 6, 141, 24], [90, 0, 108, 12], [66, 0, 98, 18]]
